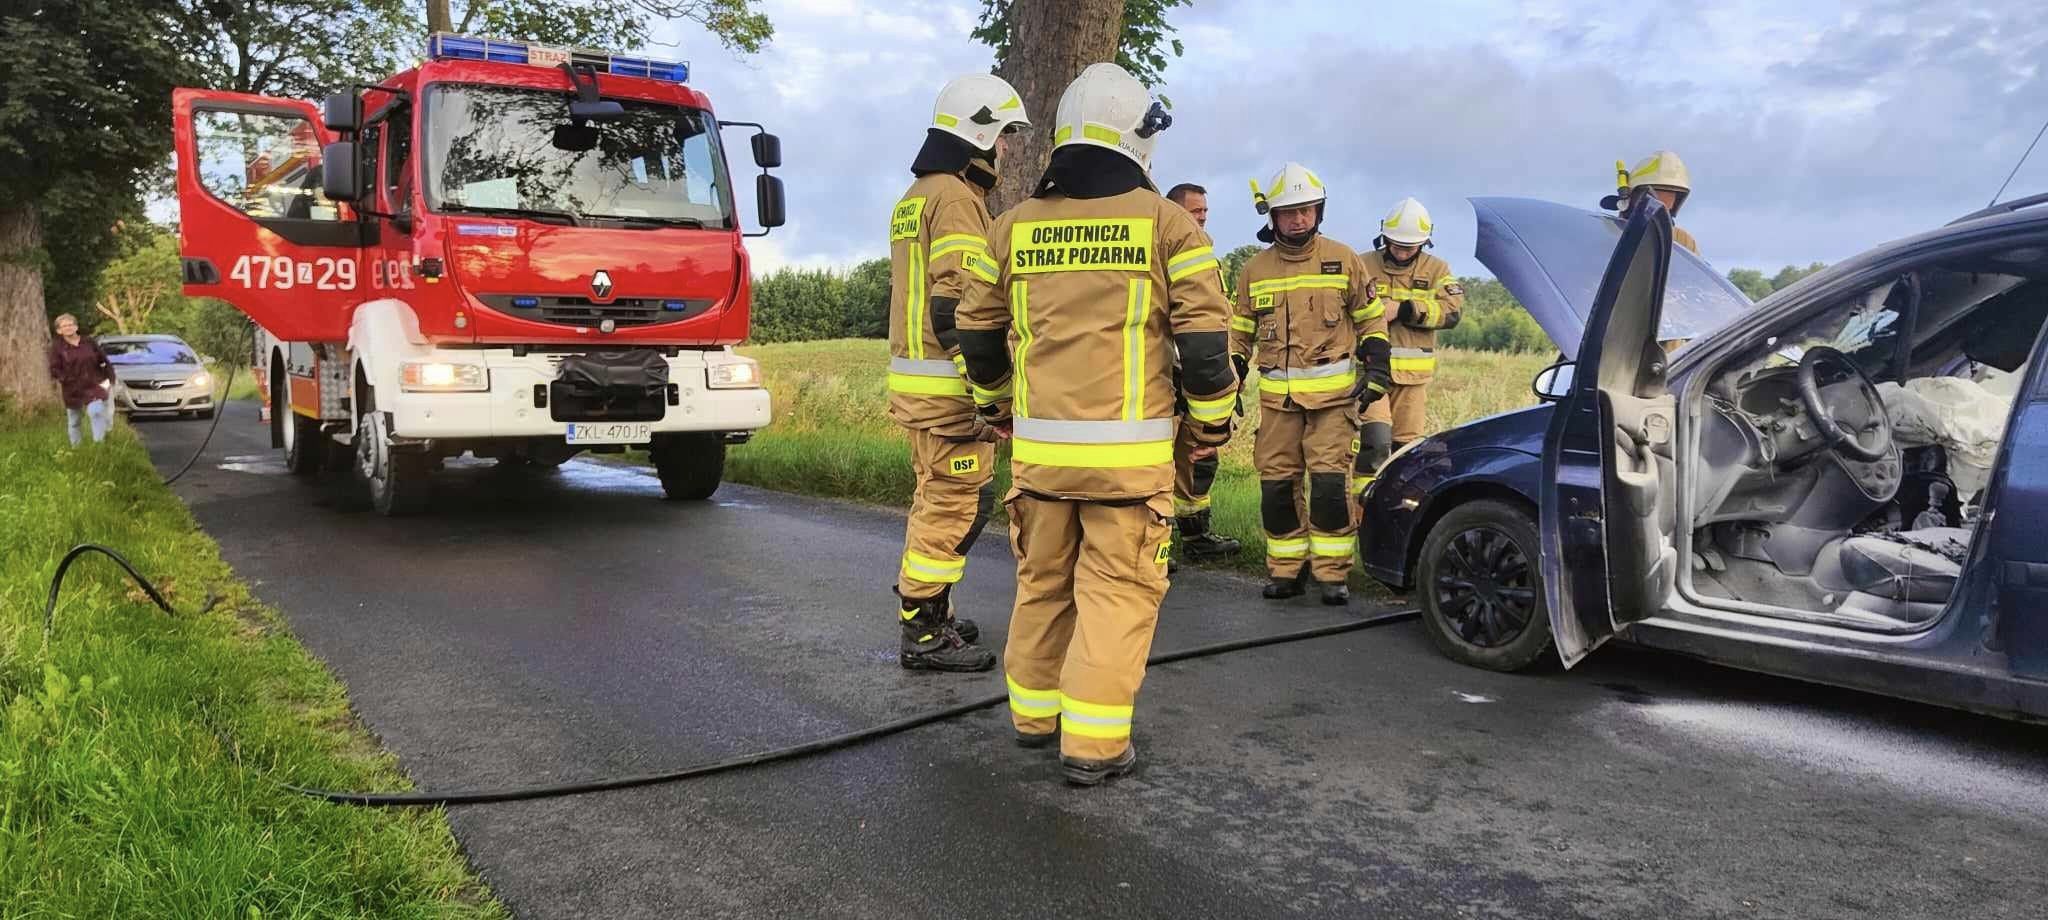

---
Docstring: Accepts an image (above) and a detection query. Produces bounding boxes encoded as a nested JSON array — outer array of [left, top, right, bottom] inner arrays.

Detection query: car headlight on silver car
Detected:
[[188, 371, 212, 389], [706, 358, 762, 390], [400, 361, 488, 392]]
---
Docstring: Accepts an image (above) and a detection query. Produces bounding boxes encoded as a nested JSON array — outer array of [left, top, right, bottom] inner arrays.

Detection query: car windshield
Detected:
[[423, 84, 734, 227], [104, 340, 199, 366]]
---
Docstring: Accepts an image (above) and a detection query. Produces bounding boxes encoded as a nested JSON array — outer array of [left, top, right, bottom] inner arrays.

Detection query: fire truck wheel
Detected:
[[355, 403, 431, 516], [651, 433, 725, 501], [281, 406, 323, 477]]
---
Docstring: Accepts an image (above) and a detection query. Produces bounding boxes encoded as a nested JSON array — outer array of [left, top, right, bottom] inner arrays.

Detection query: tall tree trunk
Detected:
[[988, 0, 1126, 215], [427, 0, 454, 34], [0, 203, 57, 413]]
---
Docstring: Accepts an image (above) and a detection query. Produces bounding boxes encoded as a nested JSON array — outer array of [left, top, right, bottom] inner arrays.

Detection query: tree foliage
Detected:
[[433, 0, 773, 56], [89, 224, 252, 365], [1220, 243, 1260, 295], [1437, 277, 1551, 354], [972, 0, 1189, 88], [181, 0, 416, 99], [1727, 262, 1828, 302], [748, 259, 891, 344]]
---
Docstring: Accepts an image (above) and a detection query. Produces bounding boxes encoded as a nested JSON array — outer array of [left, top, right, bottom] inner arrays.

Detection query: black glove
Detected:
[[1396, 300, 1419, 325], [1355, 377, 1388, 411], [1230, 353, 1251, 416]]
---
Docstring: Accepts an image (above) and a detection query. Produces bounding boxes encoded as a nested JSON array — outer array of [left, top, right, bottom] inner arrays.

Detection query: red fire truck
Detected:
[[174, 34, 784, 514]]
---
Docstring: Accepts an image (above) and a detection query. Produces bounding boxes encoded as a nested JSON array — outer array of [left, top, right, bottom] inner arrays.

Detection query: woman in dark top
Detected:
[[46, 313, 113, 445]]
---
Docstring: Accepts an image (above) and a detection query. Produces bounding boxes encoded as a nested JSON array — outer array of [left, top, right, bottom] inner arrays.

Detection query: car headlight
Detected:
[[400, 361, 488, 392], [706, 359, 762, 390], [188, 371, 212, 389]]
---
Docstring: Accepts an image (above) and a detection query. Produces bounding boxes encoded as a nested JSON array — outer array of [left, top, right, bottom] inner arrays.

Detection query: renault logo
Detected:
[[590, 270, 614, 300]]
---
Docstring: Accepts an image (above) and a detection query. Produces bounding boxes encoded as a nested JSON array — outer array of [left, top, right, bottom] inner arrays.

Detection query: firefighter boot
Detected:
[[1063, 742, 1140, 787], [1263, 568, 1308, 600], [1320, 581, 1350, 605], [1176, 509, 1241, 562], [899, 593, 995, 672]]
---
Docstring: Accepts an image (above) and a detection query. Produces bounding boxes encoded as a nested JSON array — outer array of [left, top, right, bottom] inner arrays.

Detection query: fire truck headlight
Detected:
[[400, 361, 488, 392], [706, 359, 762, 390]]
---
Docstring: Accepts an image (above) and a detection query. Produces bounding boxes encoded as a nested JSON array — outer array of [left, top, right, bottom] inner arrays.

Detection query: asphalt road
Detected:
[[140, 402, 2048, 920]]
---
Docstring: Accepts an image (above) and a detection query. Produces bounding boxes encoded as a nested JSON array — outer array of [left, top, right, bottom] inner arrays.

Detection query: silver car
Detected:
[[104, 334, 216, 419]]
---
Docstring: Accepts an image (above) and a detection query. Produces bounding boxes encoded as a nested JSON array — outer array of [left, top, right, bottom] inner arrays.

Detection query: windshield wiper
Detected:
[[444, 203, 582, 226], [598, 215, 709, 230]]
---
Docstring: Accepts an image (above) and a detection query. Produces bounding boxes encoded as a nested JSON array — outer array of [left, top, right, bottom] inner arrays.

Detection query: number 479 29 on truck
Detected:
[[173, 33, 787, 514]]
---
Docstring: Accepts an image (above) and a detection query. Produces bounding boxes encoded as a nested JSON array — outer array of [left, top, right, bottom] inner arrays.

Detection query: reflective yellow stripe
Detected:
[[1390, 357, 1435, 372], [1012, 281, 1031, 416], [1122, 278, 1148, 421], [887, 373, 970, 396], [1351, 298, 1386, 322], [1266, 536, 1310, 558], [1058, 693, 1132, 739], [1310, 533, 1356, 557], [1169, 256, 1220, 283], [1353, 474, 1375, 493], [1007, 676, 1061, 717], [1174, 495, 1212, 515], [1055, 124, 1123, 147], [930, 234, 990, 261], [1168, 245, 1213, 271], [1360, 330, 1389, 343], [1260, 371, 1355, 395], [972, 379, 1012, 405], [1230, 315, 1257, 333], [899, 608, 918, 621], [907, 243, 927, 360], [965, 252, 999, 284], [901, 550, 965, 583], [1013, 438, 1174, 468], [1186, 393, 1233, 422], [1249, 274, 1348, 295], [934, 113, 959, 128]]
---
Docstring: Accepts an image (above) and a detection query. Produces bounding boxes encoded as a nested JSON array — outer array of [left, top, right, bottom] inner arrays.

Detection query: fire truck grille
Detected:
[[478, 295, 715, 329]]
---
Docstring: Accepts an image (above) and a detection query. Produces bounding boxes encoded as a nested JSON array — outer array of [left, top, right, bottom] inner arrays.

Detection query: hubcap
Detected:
[[1433, 525, 1537, 648], [356, 412, 388, 487]]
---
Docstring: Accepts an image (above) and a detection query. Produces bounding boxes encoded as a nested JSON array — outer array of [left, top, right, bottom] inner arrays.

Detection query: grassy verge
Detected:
[[725, 339, 1551, 575], [0, 412, 501, 917]]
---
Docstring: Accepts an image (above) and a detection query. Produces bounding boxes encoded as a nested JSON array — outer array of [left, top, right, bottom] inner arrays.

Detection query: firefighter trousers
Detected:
[[1002, 491, 1173, 761], [1171, 419, 1221, 517], [1363, 382, 1428, 445], [896, 427, 996, 600], [1254, 405, 1358, 583]]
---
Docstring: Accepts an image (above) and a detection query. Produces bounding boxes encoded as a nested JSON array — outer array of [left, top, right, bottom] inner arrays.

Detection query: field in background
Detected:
[[727, 339, 1552, 575]]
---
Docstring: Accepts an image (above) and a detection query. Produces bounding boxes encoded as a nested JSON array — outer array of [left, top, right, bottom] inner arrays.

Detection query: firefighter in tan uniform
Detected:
[[1602, 150, 1698, 255], [957, 63, 1239, 786], [1354, 197, 1463, 495], [1230, 163, 1391, 606], [885, 73, 1029, 672], [1164, 182, 1240, 566]]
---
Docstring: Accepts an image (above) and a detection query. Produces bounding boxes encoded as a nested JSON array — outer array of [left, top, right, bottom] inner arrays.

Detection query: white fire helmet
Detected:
[[1617, 150, 1691, 213], [931, 73, 1030, 153], [1380, 197, 1433, 246], [1050, 62, 1173, 172], [1250, 162, 1327, 217]]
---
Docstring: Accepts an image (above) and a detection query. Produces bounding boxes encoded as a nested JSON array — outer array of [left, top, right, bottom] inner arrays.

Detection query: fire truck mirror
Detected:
[[323, 93, 362, 133], [755, 174, 787, 229], [320, 142, 362, 203], [568, 99, 627, 123], [751, 133, 783, 169]]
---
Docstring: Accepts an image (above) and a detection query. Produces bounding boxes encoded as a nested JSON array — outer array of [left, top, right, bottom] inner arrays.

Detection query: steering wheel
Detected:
[[1796, 345, 1893, 462]]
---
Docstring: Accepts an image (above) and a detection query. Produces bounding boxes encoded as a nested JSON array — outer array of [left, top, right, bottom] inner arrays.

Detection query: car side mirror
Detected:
[[1533, 360, 1576, 401], [751, 132, 782, 169], [755, 174, 787, 230], [320, 141, 360, 203], [323, 92, 361, 133]]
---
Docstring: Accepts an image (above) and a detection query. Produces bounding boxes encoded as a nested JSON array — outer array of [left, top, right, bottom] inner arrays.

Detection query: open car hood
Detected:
[[1471, 197, 1754, 359]]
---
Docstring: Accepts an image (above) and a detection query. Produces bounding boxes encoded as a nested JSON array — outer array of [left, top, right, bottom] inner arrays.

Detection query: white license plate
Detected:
[[566, 422, 652, 445]]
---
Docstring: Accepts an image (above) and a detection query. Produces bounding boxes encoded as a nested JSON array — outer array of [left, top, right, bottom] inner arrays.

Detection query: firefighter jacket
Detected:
[[956, 188, 1239, 502], [887, 171, 1002, 436], [1228, 235, 1390, 413], [1361, 250, 1464, 386]]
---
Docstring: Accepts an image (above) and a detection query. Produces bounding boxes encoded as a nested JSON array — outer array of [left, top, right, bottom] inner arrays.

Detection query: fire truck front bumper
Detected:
[[384, 347, 770, 440]]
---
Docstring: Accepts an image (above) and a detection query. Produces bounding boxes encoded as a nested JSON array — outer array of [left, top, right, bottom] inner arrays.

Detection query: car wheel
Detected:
[[1416, 499, 1554, 672], [651, 433, 724, 500]]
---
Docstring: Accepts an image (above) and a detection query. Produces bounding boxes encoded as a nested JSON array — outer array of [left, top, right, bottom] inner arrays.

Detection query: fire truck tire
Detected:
[[279, 370, 323, 477], [652, 433, 724, 501]]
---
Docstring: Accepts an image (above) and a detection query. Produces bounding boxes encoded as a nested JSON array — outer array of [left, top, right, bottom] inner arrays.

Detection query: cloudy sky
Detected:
[[656, 0, 2047, 276]]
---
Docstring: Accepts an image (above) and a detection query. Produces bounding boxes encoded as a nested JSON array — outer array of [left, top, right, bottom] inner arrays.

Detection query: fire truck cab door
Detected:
[[174, 88, 362, 342]]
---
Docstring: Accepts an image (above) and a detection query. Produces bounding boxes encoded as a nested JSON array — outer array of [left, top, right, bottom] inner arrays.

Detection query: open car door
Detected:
[[173, 88, 360, 342], [1538, 194, 1681, 666]]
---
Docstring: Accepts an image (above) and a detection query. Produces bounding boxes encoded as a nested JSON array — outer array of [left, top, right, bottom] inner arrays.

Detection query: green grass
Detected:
[[727, 339, 1553, 575], [0, 412, 502, 918]]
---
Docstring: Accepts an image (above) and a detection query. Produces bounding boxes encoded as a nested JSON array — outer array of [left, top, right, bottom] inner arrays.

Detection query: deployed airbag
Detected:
[[1876, 377, 2010, 499]]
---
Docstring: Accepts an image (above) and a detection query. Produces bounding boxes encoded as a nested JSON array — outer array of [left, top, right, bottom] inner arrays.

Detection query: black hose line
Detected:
[[161, 362, 237, 487], [43, 544, 179, 642], [290, 607, 1418, 808], [41, 509, 1420, 809]]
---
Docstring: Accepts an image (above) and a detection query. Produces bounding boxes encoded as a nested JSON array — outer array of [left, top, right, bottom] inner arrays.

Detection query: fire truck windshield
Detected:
[[423, 84, 734, 228]]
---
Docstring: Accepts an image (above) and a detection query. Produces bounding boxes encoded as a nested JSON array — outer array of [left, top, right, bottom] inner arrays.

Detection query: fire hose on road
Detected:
[[41, 543, 1417, 808]]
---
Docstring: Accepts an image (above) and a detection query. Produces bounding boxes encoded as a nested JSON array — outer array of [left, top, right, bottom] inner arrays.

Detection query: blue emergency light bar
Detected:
[[427, 33, 689, 83]]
